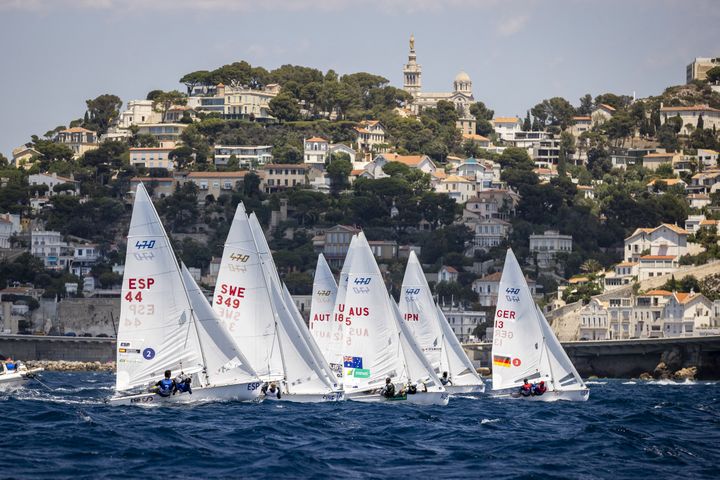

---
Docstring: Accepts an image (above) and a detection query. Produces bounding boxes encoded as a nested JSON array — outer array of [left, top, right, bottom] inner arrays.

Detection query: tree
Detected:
[[327, 157, 352, 195], [84, 94, 122, 135], [594, 93, 632, 111], [697, 114, 704, 130], [558, 131, 576, 176], [577, 94, 593, 116], [268, 92, 301, 122], [169, 145, 194, 170], [523, 111, 531, 131], [179, 70, 210, 94], [146, 90, 163, 101], [531, 97, 575, 130], [152, 90, 187, 123], [469, 101, 494, 136], [243, 172, 261, 197]]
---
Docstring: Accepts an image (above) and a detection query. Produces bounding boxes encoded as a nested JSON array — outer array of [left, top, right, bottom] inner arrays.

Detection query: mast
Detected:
[[248, 216, 290, 393], [143, 182, 211, 387], [535, 306, 556, 390]]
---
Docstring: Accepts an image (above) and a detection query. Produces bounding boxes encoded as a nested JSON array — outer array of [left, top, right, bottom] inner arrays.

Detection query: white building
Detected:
[[434, 175, 476, 203], [354, 120, 387, 152], [687, 57, 720, 82], [441, 306, 486, 342], [372, 153, 437, 175], [472, 272, 539, 307], [660, 104, 720, 135], [190, 83, 280, 121], [529, 230, 573, 268], [492, 117, 523, 141], [29, 173, 79, 196], [469, 217, 510, 253], [53, 127, 99, 159], [303, 137, 329, 165], [117, 100, 162, 128], [579, 298, 609, 340], [134, 123, 187, 144], [0, 213, 21, 249], [130, 147, 175, 171], [31, 230, 71, 270], [603, 261, 638, 291], [637, 255, 678, 281], [624, 224, 688, 262], [214, 145, 273, 167]]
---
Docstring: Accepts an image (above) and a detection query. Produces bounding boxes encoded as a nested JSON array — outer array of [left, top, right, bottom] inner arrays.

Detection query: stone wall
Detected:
[[56, 298, 119, 336]]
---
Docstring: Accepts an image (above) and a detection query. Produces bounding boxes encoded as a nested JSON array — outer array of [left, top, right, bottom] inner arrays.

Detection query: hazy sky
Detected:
[[0, 0, 718, 157]]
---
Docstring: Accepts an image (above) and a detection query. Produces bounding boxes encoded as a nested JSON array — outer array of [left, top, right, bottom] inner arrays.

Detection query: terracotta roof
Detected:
[[647, 178, 685, 186], [462, 133, 490, 142], [644, 152, 676, 158], [660, 104, 720, 113], [640, 255, 676, 260], [616, 261, 637, 267], [354, 127, 371, 134], [477, 272, 502, 282], [305, 136, 328, 143], [598, 103, 616, 112], [645, 289, 672, 296], [492, 117, 521, 123], [568, 276, 590, 284], [442, 175, 471, 183], [360, 120, 380, 127], [688, 193, 710, 199], [577, 185, 593, 190], [534, 168, 556, 175], [674, 292, 692, 303], [442, 266, 459, 273], [432, 170, 448, 179], [380, 154, 428, 167], [660, 223, 688, 235], [187, 171, 250, 178], [573, 116, 591, 121], [700, 219, 719, 226], [60, 127, 95, 133], [350, 169, 365, 176]]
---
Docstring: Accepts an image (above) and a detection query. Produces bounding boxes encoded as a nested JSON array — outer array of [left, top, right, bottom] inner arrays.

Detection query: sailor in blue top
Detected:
[[155, 370, 176, 397], [174, 372, 192, 394]]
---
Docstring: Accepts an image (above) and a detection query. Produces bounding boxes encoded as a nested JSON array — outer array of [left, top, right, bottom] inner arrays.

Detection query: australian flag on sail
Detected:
[[343, 356, 363, 368]]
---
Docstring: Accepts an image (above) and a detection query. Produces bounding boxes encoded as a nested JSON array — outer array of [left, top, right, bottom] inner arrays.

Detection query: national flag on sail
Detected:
[[493, 355, 511, 367], [343, 356, 363, 368]]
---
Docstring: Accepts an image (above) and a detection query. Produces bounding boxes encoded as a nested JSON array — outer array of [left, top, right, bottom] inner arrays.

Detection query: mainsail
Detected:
[[492, 249, 585, 393], [309, 254, 338, 358]]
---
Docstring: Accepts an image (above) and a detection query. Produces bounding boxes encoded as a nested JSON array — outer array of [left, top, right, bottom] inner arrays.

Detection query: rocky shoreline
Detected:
[[26, 360, 115, 372]]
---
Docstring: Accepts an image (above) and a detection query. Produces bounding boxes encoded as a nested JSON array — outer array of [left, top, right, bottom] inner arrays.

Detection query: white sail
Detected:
[[491, 249, 545, 390], [341, 233, 406, 392], [399, 251, 444, 371], [391, 299, 445, 392], [492, 248, 585, 394], [212, 203, 284, 381], [180, 264, 258, 387], [536, 305, 586, 392], [116, 183, 203, 392], [324, 235, 358, 376], [309, 254, 338, 361], [435, 306, 484, 387]]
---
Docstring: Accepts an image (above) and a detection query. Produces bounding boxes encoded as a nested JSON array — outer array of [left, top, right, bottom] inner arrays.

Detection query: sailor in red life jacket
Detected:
[[532, 381, 547, 396], [519, 378, 532, 397]]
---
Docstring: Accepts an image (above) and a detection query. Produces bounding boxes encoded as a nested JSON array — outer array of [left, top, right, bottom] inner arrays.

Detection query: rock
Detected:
[[588, 375, 599, 380], [653, 362, 671, 380], [673, 366, 697, 381], [639, 372, 653, 381], [660, 348, 683, 371]]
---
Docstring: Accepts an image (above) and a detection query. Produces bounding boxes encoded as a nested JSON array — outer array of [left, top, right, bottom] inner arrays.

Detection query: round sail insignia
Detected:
[[142, 348, 155, 360]]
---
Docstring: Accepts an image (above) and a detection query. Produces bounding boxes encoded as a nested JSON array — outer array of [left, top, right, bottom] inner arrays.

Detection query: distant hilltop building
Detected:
[[687, 57, 720, 83], [402, 34, 476, 135]]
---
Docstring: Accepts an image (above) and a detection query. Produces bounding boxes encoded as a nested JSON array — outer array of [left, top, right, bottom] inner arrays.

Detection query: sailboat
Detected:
[[308, 252, 340, 378], [491, 249, 589, 402], [212, 204, 342, 402], [109, 184, 262, 405], [399, 251, 485, 394], [341, 233, 448, 405]]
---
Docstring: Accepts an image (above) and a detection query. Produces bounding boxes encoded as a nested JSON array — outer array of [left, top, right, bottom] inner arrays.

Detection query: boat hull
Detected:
[[347, 390, 449, 405], [0, 368, 44, 392], [445, 383, 485, 394], [263, 390, 345, 403], [493, 388, 590, 402], [107, 382, 263, 406]]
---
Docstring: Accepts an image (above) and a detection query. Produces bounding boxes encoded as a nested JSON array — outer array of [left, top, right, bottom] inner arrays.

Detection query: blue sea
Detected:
[[1, 373, 718, 480]]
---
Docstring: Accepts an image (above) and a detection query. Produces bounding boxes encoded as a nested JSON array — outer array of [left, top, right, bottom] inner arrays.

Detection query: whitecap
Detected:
[[622, 381, 637, 385], [481, 418, 500, 424], [585, 381, 607, 385]]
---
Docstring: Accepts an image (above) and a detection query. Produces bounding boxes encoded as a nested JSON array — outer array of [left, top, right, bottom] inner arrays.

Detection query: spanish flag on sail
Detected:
[[493, 355, 511, 367]]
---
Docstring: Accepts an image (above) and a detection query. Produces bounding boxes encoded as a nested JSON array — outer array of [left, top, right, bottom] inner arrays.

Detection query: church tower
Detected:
[[403, 34, 422, 96]]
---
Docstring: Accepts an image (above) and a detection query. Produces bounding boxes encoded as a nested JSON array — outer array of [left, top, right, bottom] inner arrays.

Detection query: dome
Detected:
[[455, 71, 471, 83]]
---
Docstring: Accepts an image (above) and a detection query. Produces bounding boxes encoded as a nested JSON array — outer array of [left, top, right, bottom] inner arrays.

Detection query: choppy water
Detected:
[[1, 373, 718, 479]]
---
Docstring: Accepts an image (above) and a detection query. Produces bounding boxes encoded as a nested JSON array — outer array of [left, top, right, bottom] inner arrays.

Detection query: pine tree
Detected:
[[697, 114, 704, 130], [523, 111, 531, 131]]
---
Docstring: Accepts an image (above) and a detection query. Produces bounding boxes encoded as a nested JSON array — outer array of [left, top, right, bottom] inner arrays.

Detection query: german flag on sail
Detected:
[[493, 355, 511, 367]]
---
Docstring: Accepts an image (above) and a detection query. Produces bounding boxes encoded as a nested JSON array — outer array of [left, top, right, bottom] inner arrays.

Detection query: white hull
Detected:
[[107, 382, 263, 406], [445, 383, 486, 394], [0, 368, 43, 391], [492, 388, 589, 402], [347, 390, 449, 405], [263, 390, 345, 403]]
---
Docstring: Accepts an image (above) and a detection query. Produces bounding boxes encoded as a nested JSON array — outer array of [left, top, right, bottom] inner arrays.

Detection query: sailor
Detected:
[[532, 381, 547, 396], [519, 378, 532, 397], [380, 377, 395, 398], [261, 382, 281, 399], [406, 383, 418, 395], [174, 372, 192, 395], [440, 372, 452, 386], [155, 370, 176, 397], [4, 358, 16, 372]]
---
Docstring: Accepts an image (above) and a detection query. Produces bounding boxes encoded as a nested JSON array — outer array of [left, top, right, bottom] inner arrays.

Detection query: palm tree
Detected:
[[580, 259, 602, 275]]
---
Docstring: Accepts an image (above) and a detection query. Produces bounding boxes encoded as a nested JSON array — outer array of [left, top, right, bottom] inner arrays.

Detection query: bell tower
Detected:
[[403, 34, 422, 96]]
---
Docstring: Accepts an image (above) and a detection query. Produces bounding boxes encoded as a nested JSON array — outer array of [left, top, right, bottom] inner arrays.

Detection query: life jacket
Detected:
[[158, 378, 174, 396], [6, 363, 15, 371], [383, 383, 395, 398]]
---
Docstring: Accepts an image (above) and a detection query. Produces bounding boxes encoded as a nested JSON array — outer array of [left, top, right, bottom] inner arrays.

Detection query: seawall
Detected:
[[0, 335, 115, 363], [465, 335, 720, 379]]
